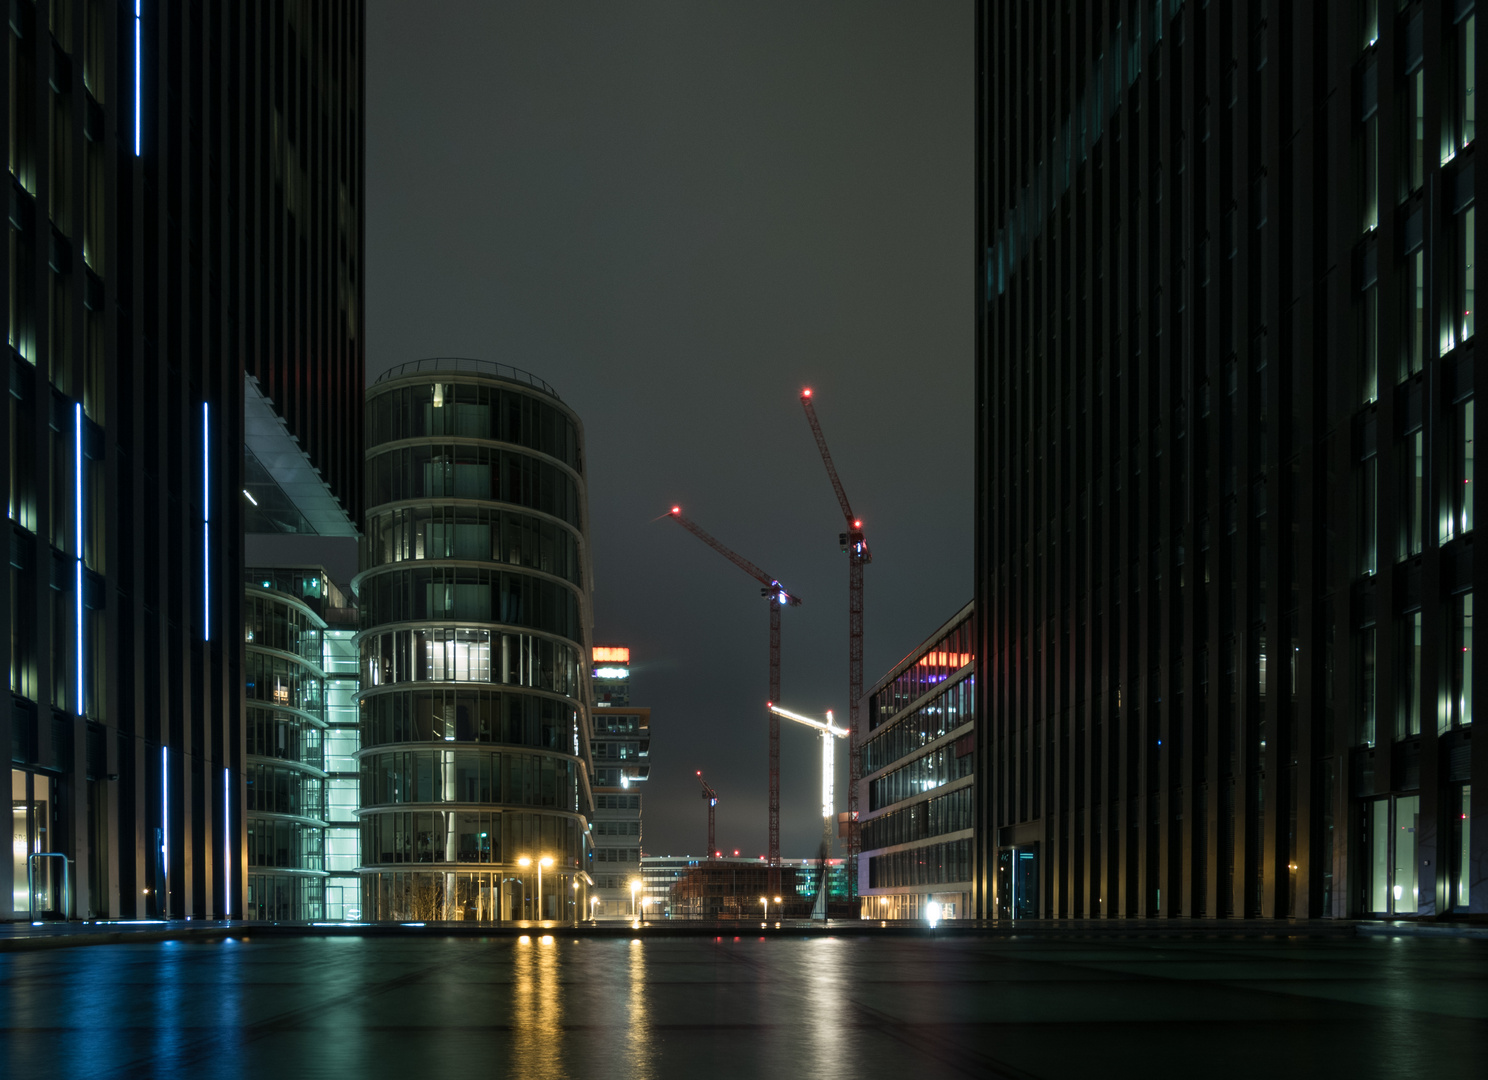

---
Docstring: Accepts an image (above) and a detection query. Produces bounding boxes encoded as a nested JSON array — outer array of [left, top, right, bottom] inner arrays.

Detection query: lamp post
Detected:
[[760, 895, 768, 926], [590, 895, 599, 922], [572, 880, 580, 928], [538, 856, 552, 922], [630, 878, 641, 918], [517, 856, 531, 920]]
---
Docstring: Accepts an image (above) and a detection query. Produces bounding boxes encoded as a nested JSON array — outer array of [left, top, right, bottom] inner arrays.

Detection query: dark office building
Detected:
[[3, 1, 364, 921], [975, 1, 1483, 920]]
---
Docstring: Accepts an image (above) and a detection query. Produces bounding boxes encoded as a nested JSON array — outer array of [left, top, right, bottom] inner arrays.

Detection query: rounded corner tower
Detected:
[[356, 358, 594, 922]]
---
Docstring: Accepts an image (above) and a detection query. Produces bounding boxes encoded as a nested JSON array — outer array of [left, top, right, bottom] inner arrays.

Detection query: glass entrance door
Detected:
[[11, 769, 55, 918], [1361, 794, 1420, 915], [996, 844, 1040, 919]]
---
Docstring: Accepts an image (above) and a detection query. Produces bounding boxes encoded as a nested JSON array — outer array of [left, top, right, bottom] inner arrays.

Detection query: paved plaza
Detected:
[[1, 932, 1484, 1078]]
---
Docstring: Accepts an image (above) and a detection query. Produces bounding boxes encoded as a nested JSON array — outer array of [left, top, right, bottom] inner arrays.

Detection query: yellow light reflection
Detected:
[[511, 928, 565, 1079], [628, 937, 653, 1075]]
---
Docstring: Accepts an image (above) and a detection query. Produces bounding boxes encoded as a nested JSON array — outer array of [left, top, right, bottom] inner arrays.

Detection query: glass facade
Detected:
[[324, 627, 362, 920], [358, 360, 595, 922], [243, 572, 338, 920], [858, 603, 975, 919]]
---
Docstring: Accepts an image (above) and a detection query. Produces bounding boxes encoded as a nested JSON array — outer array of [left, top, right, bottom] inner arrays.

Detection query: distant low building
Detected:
[[641, 856, 851, 920]]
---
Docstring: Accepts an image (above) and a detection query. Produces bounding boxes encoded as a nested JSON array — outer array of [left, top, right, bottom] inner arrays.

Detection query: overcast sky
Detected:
[[365, 1, 973, 859]]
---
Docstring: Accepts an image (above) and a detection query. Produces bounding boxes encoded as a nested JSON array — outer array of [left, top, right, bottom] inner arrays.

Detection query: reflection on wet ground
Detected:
[[1, 933, 1486, 1079]]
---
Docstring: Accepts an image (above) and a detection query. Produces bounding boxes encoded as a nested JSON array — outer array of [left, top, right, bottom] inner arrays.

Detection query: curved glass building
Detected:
[[357, 359, 595, 921]]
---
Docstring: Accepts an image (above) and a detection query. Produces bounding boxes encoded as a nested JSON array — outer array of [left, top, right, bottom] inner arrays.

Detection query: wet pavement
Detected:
[[1, 932, 1485, 1079]]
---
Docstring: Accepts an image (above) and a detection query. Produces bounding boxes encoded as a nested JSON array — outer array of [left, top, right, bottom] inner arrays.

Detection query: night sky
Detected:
[[364, 2, 972, 859]]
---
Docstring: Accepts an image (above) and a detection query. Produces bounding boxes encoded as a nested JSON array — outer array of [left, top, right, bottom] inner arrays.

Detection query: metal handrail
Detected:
[[27, 852, 71, 921], [371, 358, 562, 401]]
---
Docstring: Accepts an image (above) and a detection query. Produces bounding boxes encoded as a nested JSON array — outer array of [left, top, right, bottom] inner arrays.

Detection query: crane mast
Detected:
[[667, 507, 800, 893], [696, 770, 718, 858], [799, 389, 868, 903]]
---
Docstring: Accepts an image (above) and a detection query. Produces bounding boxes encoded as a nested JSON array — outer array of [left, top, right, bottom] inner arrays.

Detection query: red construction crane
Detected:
[[799, 388, 868, 901], [696, 770, 719, 858], [667, 506, 801, 893]]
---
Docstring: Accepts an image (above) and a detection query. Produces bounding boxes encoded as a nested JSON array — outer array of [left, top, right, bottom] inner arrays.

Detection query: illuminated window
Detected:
[[1399, 429, 1426, 560], [1359, 627, 1377, 747], [1401, 246, 1425, 380], [1396, 611, 1422, 740], [1443, 592, 1473, 733], [1404, 68, 1425, 196], [1458, 15, 1477, 153]]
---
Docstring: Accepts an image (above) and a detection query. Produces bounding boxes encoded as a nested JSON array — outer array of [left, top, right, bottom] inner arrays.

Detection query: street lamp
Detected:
[[589, 895, 599, 922], [572, 880, 581, 928], [630, 879, 641, 918], [517, 856, 531, 920], [760, 895, 768, 925]]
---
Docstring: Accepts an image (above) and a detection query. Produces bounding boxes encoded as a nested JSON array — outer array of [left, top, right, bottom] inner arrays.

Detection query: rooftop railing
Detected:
[[371, 357, 562, 401]]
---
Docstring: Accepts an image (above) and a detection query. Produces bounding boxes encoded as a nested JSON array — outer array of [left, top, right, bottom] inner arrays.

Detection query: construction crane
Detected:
[[667, 506, 801, 894], [799, 388, 868, 901], [768, 704, 849, 921], [696, 770, 719, 858]]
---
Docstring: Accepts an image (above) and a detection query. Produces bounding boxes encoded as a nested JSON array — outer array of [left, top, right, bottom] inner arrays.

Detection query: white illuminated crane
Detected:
[[767, 703, 849, 920]]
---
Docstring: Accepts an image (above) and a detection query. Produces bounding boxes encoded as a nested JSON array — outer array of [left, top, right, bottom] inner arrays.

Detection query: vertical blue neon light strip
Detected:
[[203, 402, 210, 640], [75, 405, 83, 713], [162, 744, 169, 916], [134, 2, 141, 156], [223, 767, 231, 919]]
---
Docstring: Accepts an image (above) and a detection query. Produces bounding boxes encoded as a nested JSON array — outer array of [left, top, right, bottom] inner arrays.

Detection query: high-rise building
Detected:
[[975, 1, 1482, 920], [357, 358, 596, 921], [858, 604, 974, 921], [3, 1, 363, 921], [589, 644, 650, 916]]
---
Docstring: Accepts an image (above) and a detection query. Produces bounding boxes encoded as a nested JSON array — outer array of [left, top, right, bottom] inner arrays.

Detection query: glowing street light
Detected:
[[630, 878, 642, 918]]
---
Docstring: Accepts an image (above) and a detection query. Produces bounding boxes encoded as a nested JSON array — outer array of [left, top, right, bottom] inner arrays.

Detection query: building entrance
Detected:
[[996, 843, 1039, 920], [1359, 795, 1420, 915]]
